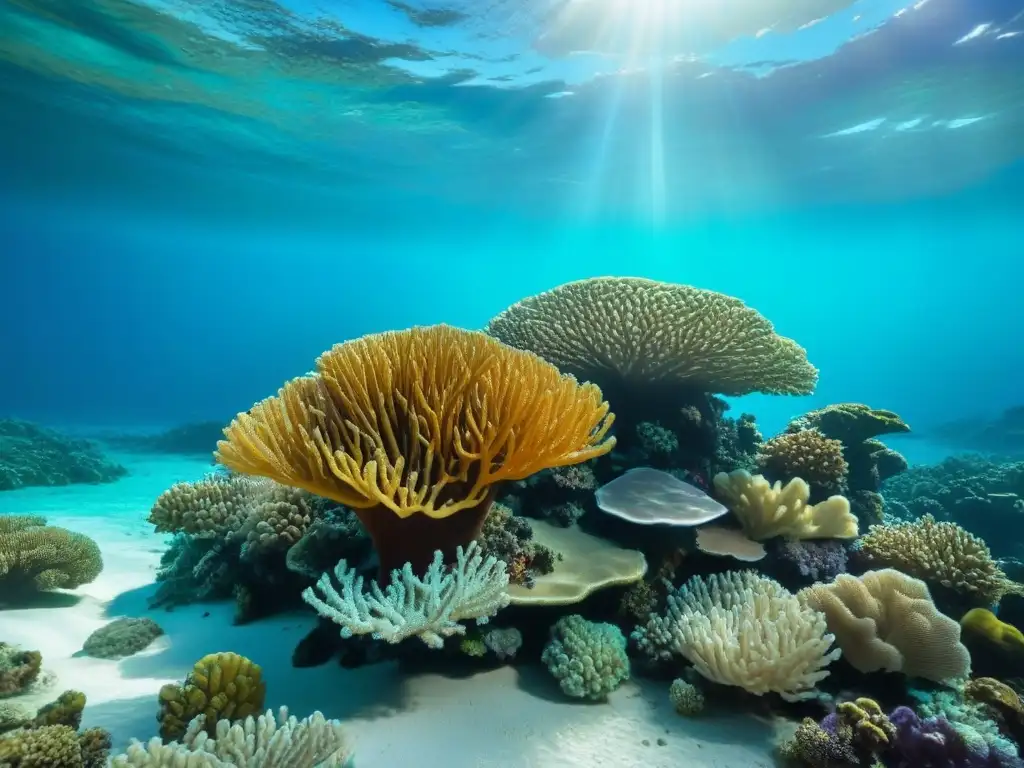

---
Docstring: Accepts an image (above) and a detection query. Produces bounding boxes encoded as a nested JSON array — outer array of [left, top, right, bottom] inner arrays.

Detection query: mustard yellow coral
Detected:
[[216, 324, 615, 575], [837, 698, 895, 751], [486, 277, 818, 395], [857, 515, 1022, 604], [712, 469, 858, 541], [961, 608, 1024, 653], [157, 652, 266, 741], [758, 430, 848, 492]]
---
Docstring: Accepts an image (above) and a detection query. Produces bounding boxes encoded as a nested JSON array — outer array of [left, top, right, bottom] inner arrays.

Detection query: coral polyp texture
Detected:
[[215, 324, 615, 575], [856, 514, 1024, 604], [712, 469, 859, 541], [633, 570, 840, 701], [112, 707, 350, 767], [541, 614, 630, 701], [799, 569, 971, 683], [757, 429, 849, 493], [157, 652, 266, 741], [0, 515, 103, 602], [148, 475, 269, 538], [485, 276, 818, 396]]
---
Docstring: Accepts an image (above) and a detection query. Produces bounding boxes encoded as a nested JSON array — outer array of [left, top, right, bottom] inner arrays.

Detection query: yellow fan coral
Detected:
[[486, 277, 818, 396], [799, 569, 971, 684], [157, 652, 266, 741], [216, 324, 615, 574], [712, 469, 858, 541], [856, 515, 1023, 604]]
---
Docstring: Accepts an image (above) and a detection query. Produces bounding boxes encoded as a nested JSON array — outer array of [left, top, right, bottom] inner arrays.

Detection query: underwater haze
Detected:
[[2, 0, 1023, 439]]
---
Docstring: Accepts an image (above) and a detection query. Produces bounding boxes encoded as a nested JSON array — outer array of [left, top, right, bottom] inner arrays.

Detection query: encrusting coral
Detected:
[[215, 324, 615, 577], [799, 569, 972, 684], [485, 276, 819, 396], [633, 570, 840, 701], [0, 516, 103, 603], [157, 652, 266, 741], [303, 540, 510, 648], [111, 707, 350, 767], [856, 514, 1024, 604], [757, 430, 849, 494], [541, 614, 630, 701], [712, 469, 858, 541]]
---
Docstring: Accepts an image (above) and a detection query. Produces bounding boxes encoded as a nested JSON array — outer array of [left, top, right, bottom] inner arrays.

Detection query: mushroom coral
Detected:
[[215, 325, 615, 576]]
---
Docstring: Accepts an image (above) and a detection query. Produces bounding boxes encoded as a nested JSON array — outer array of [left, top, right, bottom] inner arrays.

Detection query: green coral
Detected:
[[668, 679, 704, 716], [541, 614, 629, 701], [80, 618, 164, 660], [0, 645, 41, 699], [0, 517, 103, 603], [32, 690, 85, 729]]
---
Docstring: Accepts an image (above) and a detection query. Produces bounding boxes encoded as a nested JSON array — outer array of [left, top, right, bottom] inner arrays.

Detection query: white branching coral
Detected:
[[111, 707, 350, 767], [634, 570, 840, 701], [302, 540, 511, 649]]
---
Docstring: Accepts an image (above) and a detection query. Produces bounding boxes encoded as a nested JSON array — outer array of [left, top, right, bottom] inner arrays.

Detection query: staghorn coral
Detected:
[[80, 618, 164, 660], [541, 615, 629, 701], [0, 516, 103, 603], [157, 652, 266, 742], [485, 277, 818, 396], [304, 540, 510, 649], [856, 514, 1023, 604], [111, 706, 350, 767], [634, 570, 839, 701], [0, 645, 41, 699], [712, 469, 858, 541], [215, 324, 615, 577], [757, 430, 848, 494], [800, 569, 971, 684]]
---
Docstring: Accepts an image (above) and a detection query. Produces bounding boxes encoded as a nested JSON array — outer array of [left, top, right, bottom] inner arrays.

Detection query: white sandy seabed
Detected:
[[0, 453, 781, 767]]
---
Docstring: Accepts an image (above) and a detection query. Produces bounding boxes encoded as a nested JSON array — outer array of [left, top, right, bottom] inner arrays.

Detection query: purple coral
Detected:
[[776, 539, 849, 581], [887, 706, 1024, 768]]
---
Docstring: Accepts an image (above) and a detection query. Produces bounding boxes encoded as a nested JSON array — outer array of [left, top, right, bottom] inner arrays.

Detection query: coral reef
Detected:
[[856, 515, 1023, 604], [541, 615, 629, 701], [215, 324, 615, 578], [0, 516, 103, 604], [758, 429, 849, 496], [0, 690, 110, 768], [80, 618, 164, 660], [634, 570, 839, 701], [0, 419, 127, 491], [111, 707, 350, 767], [474, 503, 558, 587], [0, 645, 41, 699], [668, 678, 705, 716], [157, 652, 266, 741]]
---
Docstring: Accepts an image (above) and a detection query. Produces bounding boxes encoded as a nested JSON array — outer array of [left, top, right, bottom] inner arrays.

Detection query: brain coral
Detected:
[[485, 277, 818, 396], [216, 324, 615, 576], [856, 515, 1023, 604], [758, 429, 849, 493]]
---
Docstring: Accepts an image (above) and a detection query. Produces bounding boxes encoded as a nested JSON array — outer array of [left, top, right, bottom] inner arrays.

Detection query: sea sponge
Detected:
[[157, 652, 266, 741], [80, 617, 164, 660], [111, 706, 350, 767], [0, 643, 41, 698], [0, 516, 103, 601], [668, 679, 705, 716], [799, 569, 971, 684], [757, 430, 848, 492], [485, 277, 818, 396], [856, 515, 1022, 604], [541, 615, 629, 701], [147, 475, 268, 538], [961, 608, 1024, 653], [215, 324, 615, 576], [634, 570, 840, 701], [712, 469, 858, 541]]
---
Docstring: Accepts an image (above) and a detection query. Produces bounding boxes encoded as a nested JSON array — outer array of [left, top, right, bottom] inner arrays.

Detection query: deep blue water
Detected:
[[1, 0, 1022, 438]]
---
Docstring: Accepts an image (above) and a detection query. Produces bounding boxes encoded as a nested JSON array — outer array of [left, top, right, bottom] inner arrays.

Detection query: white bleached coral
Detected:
[[111, 706, 350, 767], [302, 540, 510, 649], [634, 570, 839, 701]]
